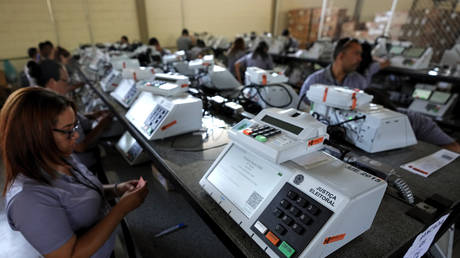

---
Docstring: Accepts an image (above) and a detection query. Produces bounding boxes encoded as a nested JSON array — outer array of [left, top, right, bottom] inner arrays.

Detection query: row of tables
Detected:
[[79, 66, 460, 257]]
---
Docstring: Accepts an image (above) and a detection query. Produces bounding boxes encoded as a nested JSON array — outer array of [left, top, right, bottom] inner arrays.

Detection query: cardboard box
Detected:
[[151, 164, 175, 191]]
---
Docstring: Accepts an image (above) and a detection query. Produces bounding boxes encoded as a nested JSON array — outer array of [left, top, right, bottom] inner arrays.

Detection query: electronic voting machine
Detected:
[[408, 84, 458, 119], [244, 67, 303, 109], [307, 84, 417, 153], [200, 108, 387, 258], [124, 72, 200, 140], [115, 131, 149, 165], [101, 67, 160, 92], [136, 73, 190, 96], [390, 46, 433, 70], [110, 78, 140, 108]]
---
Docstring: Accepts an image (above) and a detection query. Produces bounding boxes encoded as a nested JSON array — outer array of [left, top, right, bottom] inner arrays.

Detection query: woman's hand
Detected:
[[117, 181, 149, 215], [115, 180, 138, 196]]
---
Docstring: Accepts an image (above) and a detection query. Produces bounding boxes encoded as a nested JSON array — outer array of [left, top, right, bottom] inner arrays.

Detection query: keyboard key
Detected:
[[273, 208, 284, 218], [292, 223, 305, 235], [288, 206, 301, 217], [296, 197, 308, 208], [282, 215, 294, 226], [300, 214, 312, 225], [287, 191, 298, 200], [275, 224, 287, 235], [280, 199, 291, 209], [307, 204, 319, 215]]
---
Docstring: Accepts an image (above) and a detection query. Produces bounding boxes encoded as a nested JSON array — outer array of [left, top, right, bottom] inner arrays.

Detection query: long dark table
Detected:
[[79, 68, 460, 257]]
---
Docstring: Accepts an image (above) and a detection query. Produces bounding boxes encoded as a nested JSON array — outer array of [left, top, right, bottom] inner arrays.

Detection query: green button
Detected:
[[279, 241, 295, 258], [255, 135, 267, 142]]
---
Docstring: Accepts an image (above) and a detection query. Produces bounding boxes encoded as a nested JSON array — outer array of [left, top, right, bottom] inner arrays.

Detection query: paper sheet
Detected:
[[404, 213, 450, 258], [136, 176, 146, 188], [400, 149, 459, 177]]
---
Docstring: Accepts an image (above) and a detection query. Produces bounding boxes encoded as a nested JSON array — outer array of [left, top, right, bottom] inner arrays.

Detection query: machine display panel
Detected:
[[412, 88, 432, 100], [261, 115, 303, 135], [207, 144, 283, 218], [429, 91, 451, 104], [389, 46, 405, 55], [404, 47, 426, 58]]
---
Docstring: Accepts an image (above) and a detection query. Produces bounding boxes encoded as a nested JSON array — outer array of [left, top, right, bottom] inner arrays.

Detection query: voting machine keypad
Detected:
[[145, 80, 167, 88], [251, 183, 333, 258], [123, 83, 138, 104], [242, 124, 282, 143], [126, 142, 142, 162], [143, 105, 169, 136]]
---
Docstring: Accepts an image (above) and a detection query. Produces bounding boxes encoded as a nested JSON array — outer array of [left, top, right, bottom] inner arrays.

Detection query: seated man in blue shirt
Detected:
[[299, 38, 367, 100], [300, 37, 460, 153]]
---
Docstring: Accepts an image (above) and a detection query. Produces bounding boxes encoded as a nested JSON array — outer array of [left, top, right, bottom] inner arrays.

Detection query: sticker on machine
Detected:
[[303, 179, 344, 210], [323, 233, 346, 245]]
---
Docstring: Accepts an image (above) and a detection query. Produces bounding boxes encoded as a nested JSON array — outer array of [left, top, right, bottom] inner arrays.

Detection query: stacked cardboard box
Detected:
[[321, 8, 348, 39], [401, 8, 460, 62], [288, 7, 347, 48], [288, 8, 311, 49]]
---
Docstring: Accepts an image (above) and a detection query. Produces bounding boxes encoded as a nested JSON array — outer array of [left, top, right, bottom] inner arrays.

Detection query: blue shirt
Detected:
[[236, 53, 274, 71], [299, 65, 369, 101], [299, 65, 454, 146], [6, 154, 115, 257]]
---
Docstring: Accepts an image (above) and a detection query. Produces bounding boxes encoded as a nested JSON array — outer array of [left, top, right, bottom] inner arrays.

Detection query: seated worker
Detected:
[[234, 41, 274, 83], [176, 29, 194, 51], [54, 46, 84, 92], [1, 87, 148, 257], [29, 60, 113, 168], [300, 38, 460, 153], [364, 88, 460, 153], [188, 39, 207, 60], [299, 37, 366, 99], [120, 35, 129, 45], [281, 29, 299, 53], [38, 40, 55, 61], [23, 47, 39, 86], [226, 37, 246, 77], [356, 41, 390, 85], [148, 37, 170, 56]]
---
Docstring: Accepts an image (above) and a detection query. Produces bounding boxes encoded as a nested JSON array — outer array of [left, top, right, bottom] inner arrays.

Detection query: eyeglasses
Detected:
[[53, 121, 80, 139]]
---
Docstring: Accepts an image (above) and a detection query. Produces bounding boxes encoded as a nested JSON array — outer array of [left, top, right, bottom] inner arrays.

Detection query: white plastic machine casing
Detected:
[[200, 136, 387, 257], [121, 67, 162, 81], [390, 47, 433, 70], [100, 69, 122, 92], [188, 55, 214, 70], [268, 36, 289, 55], [162, 50, 186, 64], [136, 73, 190, 96], [115, 131, 149, 165], [292, 41, 333, 59], [408, 85, 459, 118], [306, 84, 373, 110], [110, 79, 140, 108], [307, 85, 417, 153], [244, 67, 302, 109], [110, 58, 140, 70], [245, 67, 289, 85], [228, 108, 328, 164], [125, 91, 202, 140], [208, 65, 241, 90]]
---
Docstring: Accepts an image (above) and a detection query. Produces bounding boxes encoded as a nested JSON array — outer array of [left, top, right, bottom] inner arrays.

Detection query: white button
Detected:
[[254, 221, 268, 234]]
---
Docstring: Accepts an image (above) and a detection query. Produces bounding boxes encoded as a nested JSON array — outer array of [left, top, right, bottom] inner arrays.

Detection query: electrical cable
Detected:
[[239, 84, 293, 108], [296, 94, 306, 110]]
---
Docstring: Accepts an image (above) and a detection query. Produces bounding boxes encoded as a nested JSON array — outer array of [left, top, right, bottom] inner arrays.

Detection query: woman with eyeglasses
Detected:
[[1, 87, 149, 257], [29, 59, 113, 168]]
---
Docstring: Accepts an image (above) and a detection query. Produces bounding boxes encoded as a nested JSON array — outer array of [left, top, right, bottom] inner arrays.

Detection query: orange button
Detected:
[[266, 231, 280, 246], [243, 129, 252, 135]]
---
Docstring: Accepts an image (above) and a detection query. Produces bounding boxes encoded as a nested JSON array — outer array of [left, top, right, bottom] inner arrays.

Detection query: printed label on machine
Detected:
[[207, 144, 284, 218], [306, 182, 344, 210]]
